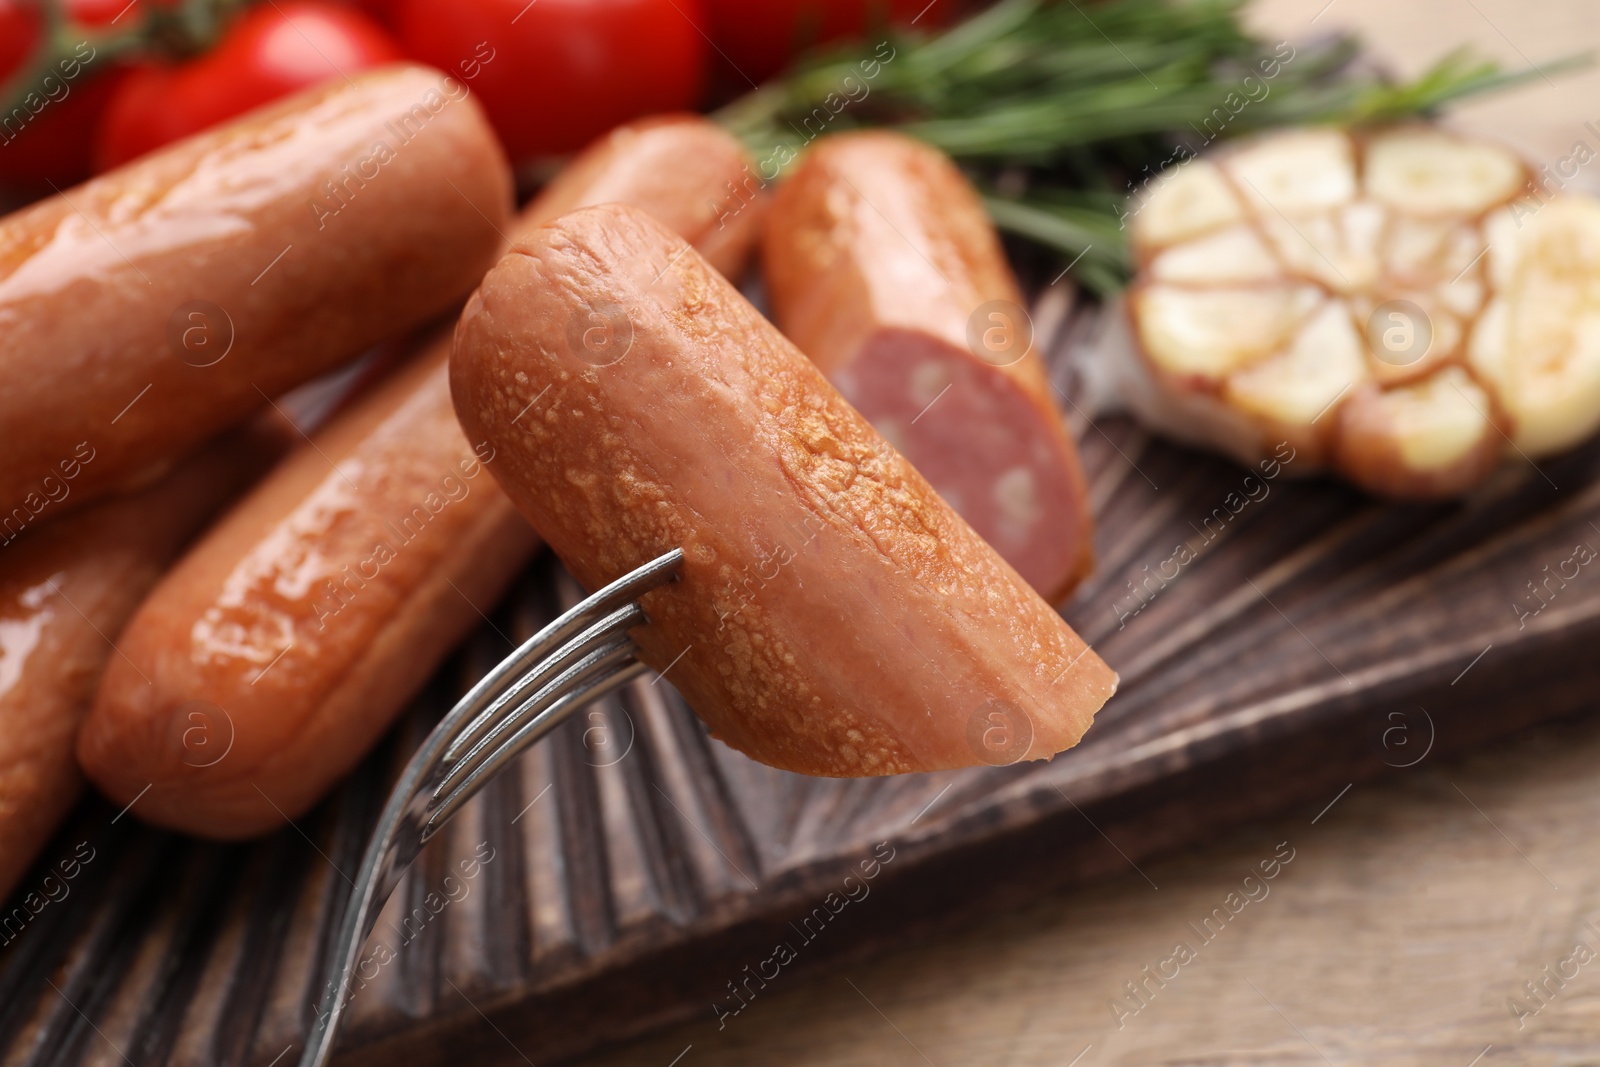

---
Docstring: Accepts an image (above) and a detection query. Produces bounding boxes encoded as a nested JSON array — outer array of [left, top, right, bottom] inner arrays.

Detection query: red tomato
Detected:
[[391, 0, 707, 161], [707, 0, 946, 85], [94, 1, 404, 170], [0, 2, 42, 84], [349, 0, 406, 26], [69, 0, 151, 22], [0, 0, 144, 186]]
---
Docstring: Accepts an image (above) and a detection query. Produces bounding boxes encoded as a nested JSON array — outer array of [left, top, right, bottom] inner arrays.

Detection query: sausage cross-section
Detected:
[[452, 204, 1117, 776], [763, 131, 1093, 601], [0, 64, 512, 536]]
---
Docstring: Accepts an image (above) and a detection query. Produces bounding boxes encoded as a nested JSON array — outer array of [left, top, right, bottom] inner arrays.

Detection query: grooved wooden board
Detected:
[[4, 290, 1600, 1067]]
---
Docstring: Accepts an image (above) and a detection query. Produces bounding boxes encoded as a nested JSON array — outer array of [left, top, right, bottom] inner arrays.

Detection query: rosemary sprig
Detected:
[[716, 0, 1589, 294]]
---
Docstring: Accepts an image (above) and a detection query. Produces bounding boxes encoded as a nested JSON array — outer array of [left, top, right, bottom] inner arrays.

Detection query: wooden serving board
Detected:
[[3, 296, 1599, 1067]]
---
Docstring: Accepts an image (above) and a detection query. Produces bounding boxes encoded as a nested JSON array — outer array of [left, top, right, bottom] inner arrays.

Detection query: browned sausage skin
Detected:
[[521, 114, 763, 278], [0, 64, 511, 537], [79, 349, 533, 838], [0, 421, 288, 896], [78, 117, 759, 839], [763, 131, 1094, 602], [452, 204, 1117, 776]]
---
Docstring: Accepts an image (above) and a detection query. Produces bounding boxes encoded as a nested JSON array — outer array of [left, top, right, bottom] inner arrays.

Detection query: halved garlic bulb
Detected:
[[1115, 124, 1595, 498]]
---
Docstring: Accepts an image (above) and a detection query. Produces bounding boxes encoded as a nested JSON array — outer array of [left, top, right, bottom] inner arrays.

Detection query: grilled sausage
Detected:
[[451, 204, 1117, 776], [0, 64, 511, 539], [519, 113, 763, 278], [78, 117, 759, 838], [0, 420, 288, 897], [763, 131, 1093, 601], [79, 350, 533, 838]]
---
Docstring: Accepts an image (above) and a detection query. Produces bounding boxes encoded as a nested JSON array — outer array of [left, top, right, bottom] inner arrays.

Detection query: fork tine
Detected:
[[423, 642, 647, 838], [442, 601, 645, 764], [296, 548, 683, 1067], [439, 549, 683, 760], [430, 615, 640, 808]]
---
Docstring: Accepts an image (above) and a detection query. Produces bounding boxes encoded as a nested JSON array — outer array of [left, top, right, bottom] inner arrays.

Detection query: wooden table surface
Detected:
[[558, 4, 1600, 1065]]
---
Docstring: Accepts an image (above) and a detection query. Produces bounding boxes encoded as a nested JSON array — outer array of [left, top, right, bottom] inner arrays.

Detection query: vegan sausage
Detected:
[[78, 118, 760, 838], [0, 419, 288, 896], [451, 204, 1117, 776], [762, 131, 1094, 601], [78, 349, 535, 838], [519, 113, 763, 278], [0, 64, 512, 539]]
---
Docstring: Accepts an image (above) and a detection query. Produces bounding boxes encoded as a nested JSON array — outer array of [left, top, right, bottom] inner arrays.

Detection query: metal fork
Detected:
[[295, 548, 685, 1067]]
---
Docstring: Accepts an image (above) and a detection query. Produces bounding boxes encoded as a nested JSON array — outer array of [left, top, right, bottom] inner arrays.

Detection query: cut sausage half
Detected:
[[764, 131, 1093, 600], [452, 204, 1117, 776]]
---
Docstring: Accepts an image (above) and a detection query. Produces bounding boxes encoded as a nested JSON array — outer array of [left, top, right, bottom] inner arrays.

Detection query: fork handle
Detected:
[[296, 549, 682, 1067]]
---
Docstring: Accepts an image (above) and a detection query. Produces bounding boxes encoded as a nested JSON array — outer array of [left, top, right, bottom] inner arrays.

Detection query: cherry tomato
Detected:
[[0, 0, 143, 186], [391, 0, 707, 161], [0, 2, 43, 85], [349, 0, 406, 26], [94, 1, 404, 170], [706, 0, 947, 86], [70, 0, 152, 22]]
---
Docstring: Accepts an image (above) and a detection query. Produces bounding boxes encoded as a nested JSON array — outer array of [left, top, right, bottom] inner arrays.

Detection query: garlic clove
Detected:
[[1133, 283, 1321, 384], [1260, 201, 1385, 293], [1223, 299, 1368, 460], [1148, 224, 1281, 283], [1365, 126, 1527, 218], [1130, 158, 1246, 253], [1363, 292, 1462, 387], [1334, 366, 1502, 497], [1482, 197, 1600, 455], [1225, 128, 1357, 216]]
